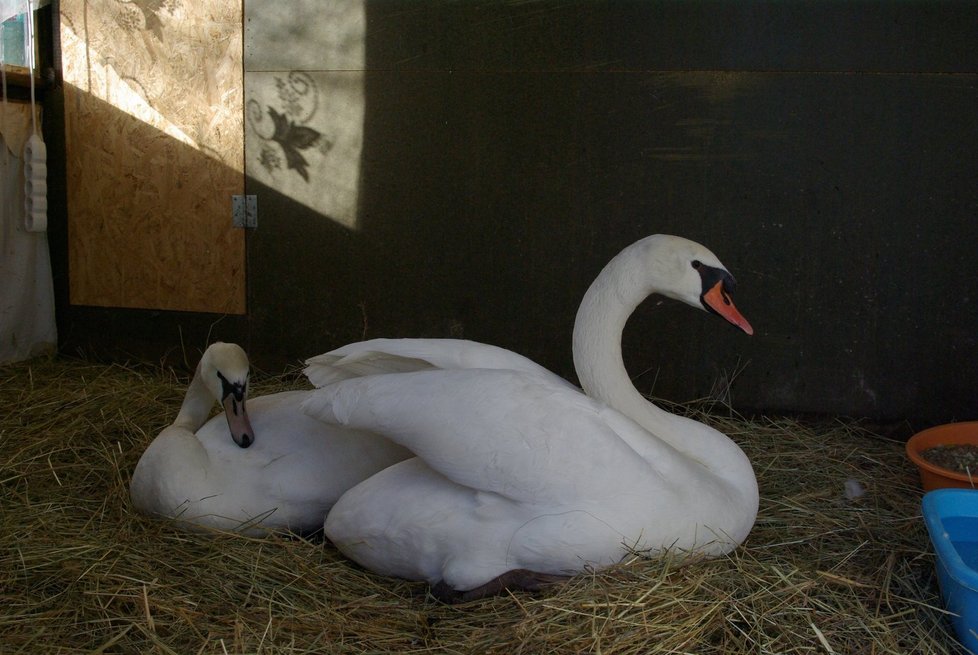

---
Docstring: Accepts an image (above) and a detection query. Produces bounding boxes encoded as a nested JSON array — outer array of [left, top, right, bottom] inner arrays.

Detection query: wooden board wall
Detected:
[[53, 1, 978, 425], [60, 0, 245, 314]]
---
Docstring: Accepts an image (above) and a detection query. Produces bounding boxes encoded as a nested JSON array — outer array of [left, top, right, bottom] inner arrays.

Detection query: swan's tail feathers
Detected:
[[303, 350, 435, 388]]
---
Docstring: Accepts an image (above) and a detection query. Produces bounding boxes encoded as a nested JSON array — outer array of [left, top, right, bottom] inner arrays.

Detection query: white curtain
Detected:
[[0, 101, 56, 363]]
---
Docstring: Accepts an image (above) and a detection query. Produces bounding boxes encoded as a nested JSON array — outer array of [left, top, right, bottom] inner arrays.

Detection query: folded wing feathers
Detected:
[[304, 339, 576, 391], [301, 369, 654, 504], [304, 350, 436, 388]]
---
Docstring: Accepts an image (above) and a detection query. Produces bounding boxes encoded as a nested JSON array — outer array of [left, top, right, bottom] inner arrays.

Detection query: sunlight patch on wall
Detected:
[[60, 0, 243, 172], [60, 23, 196, 149], [244, 1, 365, 230], [59, 0, 245, 314]]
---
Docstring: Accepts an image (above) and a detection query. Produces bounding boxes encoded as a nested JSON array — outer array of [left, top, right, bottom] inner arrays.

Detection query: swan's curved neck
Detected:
[[571, 242, 755, 495], [172, 364, 215, 433], [573, 243, 667, 430]]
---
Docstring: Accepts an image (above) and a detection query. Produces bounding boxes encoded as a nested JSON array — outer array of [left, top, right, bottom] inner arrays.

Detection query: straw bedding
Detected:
[[0, 355, 965, 654]]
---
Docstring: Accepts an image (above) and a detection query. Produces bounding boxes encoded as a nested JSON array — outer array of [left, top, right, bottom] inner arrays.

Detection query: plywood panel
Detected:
[[61, 0, 245, 314]]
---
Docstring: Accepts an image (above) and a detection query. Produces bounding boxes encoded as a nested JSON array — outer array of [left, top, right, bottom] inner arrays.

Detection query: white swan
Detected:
[[130, 342, 411, 535], [302, 234, 759, 601]]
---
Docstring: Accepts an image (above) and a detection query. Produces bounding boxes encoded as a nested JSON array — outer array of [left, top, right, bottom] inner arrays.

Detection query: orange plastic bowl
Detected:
[[906, 422, 978, 491]]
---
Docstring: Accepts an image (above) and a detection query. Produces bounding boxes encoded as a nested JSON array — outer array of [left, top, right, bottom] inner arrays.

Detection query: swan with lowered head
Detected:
[[130, 342, 411, 534], [302, 234, 759, 601]]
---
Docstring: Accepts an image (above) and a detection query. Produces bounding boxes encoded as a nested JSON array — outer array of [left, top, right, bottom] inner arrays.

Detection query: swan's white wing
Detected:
[[303, 338, 576, 390], [302, 368, 677, 506], [188, 391, 410, 533]]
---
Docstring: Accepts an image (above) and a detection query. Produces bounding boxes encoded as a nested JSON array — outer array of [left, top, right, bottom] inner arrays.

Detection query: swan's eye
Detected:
[[691, 260, 702, 270]]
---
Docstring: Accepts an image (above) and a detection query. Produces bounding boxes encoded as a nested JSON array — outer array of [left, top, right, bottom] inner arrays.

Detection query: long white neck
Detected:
[[172, 363, 215, 433], [130, 362, 217, 515], [571, 240, 756, 499]]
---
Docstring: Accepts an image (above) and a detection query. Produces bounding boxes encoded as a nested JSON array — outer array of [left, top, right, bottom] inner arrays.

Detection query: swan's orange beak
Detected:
[[703, 281, 754, 335], [223, 395, 255, 448]]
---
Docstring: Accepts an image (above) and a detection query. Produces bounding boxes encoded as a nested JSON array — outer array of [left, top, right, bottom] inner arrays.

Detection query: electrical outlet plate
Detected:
[[232, 195, 257, 228]]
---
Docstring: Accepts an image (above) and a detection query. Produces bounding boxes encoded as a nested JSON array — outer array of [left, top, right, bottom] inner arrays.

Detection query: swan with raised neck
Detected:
[[308, 234, 760, 601], [573, 234, 757, 511]]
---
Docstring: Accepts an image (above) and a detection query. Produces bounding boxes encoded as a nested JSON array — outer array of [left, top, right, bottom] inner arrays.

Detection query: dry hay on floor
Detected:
[[0, 355, 966, 654]]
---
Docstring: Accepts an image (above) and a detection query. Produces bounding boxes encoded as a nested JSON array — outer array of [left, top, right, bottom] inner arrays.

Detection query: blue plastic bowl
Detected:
[[922, 488, 978, 653]]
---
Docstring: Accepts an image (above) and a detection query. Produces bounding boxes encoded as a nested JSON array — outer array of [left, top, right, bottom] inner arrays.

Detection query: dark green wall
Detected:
[[53, 1, 978, 426]]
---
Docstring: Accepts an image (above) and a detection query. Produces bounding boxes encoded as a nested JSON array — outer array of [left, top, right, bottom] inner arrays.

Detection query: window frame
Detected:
[[1, 4, 53, 104]]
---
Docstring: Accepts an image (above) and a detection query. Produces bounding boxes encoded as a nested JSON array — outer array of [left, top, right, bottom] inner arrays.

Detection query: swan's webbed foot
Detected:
[[429, 569, 570, 603]]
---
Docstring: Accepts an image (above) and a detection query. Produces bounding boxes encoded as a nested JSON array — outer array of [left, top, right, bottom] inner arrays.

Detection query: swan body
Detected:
[[304, 234, 759, 598], [130, 343, 411, 534]]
